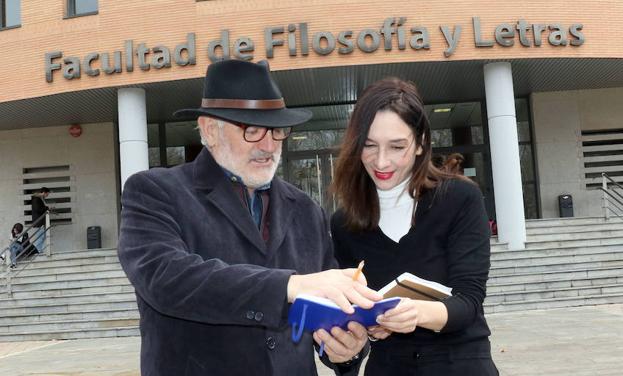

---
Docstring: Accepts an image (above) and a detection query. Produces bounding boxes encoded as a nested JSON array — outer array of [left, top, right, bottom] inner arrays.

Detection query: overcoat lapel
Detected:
[[191, 148, 267, 254], [266, 178, 296, 255]]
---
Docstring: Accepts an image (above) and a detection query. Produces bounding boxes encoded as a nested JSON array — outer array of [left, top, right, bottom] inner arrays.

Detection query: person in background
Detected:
[[430, 153, 445, 169], [330, 78, 498, 375], [443, 152, 465, 175], [30, 186, 50, 253], [118, 59, 381, 376], [7, 223, 31, 269]]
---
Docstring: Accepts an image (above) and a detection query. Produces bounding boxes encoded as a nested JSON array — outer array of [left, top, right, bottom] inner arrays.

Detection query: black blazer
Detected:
[[331, 179, 494, 370], [118, 149, 357, 376], [31, 196, 48, 227]]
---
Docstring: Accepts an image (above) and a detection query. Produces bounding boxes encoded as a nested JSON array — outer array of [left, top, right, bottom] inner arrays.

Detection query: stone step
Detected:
[[487, 274, 623, 294], [4, 262, 124, 279], [1, 295, 137, 316], [0, 308, 139, 326], [489, 259, 623, 277], [0, 291, 137, 309], [0, 276, 130, 295], [4, 283, 134, 300], [491, 249, 623, 269], [486, 283, 623, 304], [0, 326, 139, 342], [491, 243, 623, 261], [526, 229, 623, 242], [525, 217, 623, 228], [524, 235, 623, 250], [2, 269, 127, 285], [0, 317, 140, 335], [17, 255, 121, 270], [488, 265, 623, 285], [526, 222, 623, 235], [484, 293, 623, 314], [46, 248, 118, 257]]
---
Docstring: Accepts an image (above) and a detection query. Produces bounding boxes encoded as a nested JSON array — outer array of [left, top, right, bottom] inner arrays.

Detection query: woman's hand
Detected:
[[375, 298, 420, 333], [367, 325, 392, 340]]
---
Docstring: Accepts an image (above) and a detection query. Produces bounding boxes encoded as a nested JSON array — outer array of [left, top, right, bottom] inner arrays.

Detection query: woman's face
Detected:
[[361, 110, 423, 191]]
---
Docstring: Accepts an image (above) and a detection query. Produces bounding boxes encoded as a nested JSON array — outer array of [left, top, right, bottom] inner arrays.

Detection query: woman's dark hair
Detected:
[[331, 78, 461, 231], [11, 223, 23, 237]]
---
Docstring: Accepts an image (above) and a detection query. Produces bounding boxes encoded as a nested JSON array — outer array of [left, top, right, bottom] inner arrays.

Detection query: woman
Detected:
[[330, 78, 498, 375]]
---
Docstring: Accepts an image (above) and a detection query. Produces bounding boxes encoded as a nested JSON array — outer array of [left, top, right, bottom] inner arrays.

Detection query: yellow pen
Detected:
[[352, 260, 365, 282]]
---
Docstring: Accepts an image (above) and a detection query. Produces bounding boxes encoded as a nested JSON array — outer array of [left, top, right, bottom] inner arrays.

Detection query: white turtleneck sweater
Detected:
[[377, 178, 417, 243]]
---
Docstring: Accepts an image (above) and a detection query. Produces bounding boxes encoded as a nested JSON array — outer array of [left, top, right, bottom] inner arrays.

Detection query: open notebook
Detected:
[[378, 272, 452, 301]]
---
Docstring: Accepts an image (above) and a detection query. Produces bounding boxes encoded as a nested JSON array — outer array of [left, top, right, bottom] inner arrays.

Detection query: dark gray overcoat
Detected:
[[118, 148, 356, 375]]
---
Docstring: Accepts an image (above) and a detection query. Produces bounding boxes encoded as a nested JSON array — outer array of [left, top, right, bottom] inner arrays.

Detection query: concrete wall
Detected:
[[0, 123, 119, 252], [532, 87, 623, 218]]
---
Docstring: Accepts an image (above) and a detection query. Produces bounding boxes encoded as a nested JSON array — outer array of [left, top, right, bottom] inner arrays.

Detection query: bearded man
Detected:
[[118, 59, 380, 376]]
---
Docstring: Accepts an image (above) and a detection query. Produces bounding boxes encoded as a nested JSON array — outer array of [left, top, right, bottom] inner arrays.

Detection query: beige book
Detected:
[[378, 272, 452, 301]]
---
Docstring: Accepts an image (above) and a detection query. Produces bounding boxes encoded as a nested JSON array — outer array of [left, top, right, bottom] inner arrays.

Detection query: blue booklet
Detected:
[[288, 294, 401, 343]]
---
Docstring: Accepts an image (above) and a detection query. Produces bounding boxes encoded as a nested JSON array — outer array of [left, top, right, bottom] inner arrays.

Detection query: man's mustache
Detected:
[[250, 151, 276, 161]]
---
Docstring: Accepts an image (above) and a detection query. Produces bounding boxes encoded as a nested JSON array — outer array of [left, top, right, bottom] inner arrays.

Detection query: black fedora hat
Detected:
[[174, 59, 312, 128]]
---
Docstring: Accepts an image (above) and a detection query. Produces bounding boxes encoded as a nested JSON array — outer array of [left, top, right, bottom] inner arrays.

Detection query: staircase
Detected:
[[485, 216, 623, 314], [0, 248, 138, 342], [1, 217, 622, 341]]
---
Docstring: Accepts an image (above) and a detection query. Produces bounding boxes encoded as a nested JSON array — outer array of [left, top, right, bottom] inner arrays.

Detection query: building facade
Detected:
[[1, 0, 622, 251]]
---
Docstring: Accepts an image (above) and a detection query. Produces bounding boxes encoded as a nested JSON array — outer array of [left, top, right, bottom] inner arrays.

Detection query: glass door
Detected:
[[284, 151, 337, 214]]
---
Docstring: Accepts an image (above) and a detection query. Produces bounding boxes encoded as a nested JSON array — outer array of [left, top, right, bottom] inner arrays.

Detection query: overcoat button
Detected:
[[254, 311, 264, 322], [266, 336, 276, 350]]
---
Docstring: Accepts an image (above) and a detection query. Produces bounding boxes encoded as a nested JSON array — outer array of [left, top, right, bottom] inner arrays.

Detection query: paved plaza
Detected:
[[1, 304, 622, 375]]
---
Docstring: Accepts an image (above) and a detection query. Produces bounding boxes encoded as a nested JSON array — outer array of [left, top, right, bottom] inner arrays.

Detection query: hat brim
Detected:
[[173, 107, 312, 128]]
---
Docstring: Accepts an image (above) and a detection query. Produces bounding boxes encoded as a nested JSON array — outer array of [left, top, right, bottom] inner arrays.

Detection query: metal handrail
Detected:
[[2, 212, 53, 296], [601, 173, 623, 220]]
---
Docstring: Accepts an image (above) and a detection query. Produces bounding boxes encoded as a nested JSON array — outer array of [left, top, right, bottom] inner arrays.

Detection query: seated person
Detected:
[[8, 223, 31, 268]]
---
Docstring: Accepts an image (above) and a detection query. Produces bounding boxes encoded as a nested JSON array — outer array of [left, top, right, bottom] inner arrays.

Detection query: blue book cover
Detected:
[[288, 294, 401, 343]]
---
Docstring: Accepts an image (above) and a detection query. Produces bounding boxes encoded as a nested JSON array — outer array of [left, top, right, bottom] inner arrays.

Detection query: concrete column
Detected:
[[484, 62, 526, 250], [118, 88, 149, 189]]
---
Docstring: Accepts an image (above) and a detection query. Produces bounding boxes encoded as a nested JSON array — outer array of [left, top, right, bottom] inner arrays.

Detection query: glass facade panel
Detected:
[[166, 147, 186, 166], [517, 121, 531, 143], [430, 129, 453, 147], [287, 158, 322, 205], [471, 126, 484, 145], [148, 148, 161, 168], [523, 182, 538, 219], [519, 144, 535, 183], [287, 129, 344, 152]]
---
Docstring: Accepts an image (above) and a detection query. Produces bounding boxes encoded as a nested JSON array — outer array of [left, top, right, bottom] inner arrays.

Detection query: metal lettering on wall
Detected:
[[44, 18, 585, 82]]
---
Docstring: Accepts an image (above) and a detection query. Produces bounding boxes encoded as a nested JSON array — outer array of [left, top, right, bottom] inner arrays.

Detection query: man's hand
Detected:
[[287, 269, 382, 313], [313, 321, 368, 364]]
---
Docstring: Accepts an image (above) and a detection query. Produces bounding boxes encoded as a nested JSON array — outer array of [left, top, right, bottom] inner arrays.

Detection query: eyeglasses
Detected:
[[230, 122, 292, 143], [361, 138, 415, 162]]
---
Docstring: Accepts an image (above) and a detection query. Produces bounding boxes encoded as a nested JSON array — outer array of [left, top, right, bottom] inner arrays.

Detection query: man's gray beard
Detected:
[[211, 130, 281, 189]]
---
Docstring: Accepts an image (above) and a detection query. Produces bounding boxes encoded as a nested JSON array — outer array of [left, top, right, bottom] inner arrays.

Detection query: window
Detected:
[[1, 0, 21, 29], [67, 0, 98, 18], [22, 165, 74, 225]]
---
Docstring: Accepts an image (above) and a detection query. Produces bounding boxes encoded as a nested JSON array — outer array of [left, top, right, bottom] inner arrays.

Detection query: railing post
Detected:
[[45, 212, 51, 257], [6, 273, 12, 297], [603, 173, 610, 221]]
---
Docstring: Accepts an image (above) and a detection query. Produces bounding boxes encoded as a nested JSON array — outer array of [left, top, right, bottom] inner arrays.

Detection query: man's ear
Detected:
[[198, 116, 217, 147]]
